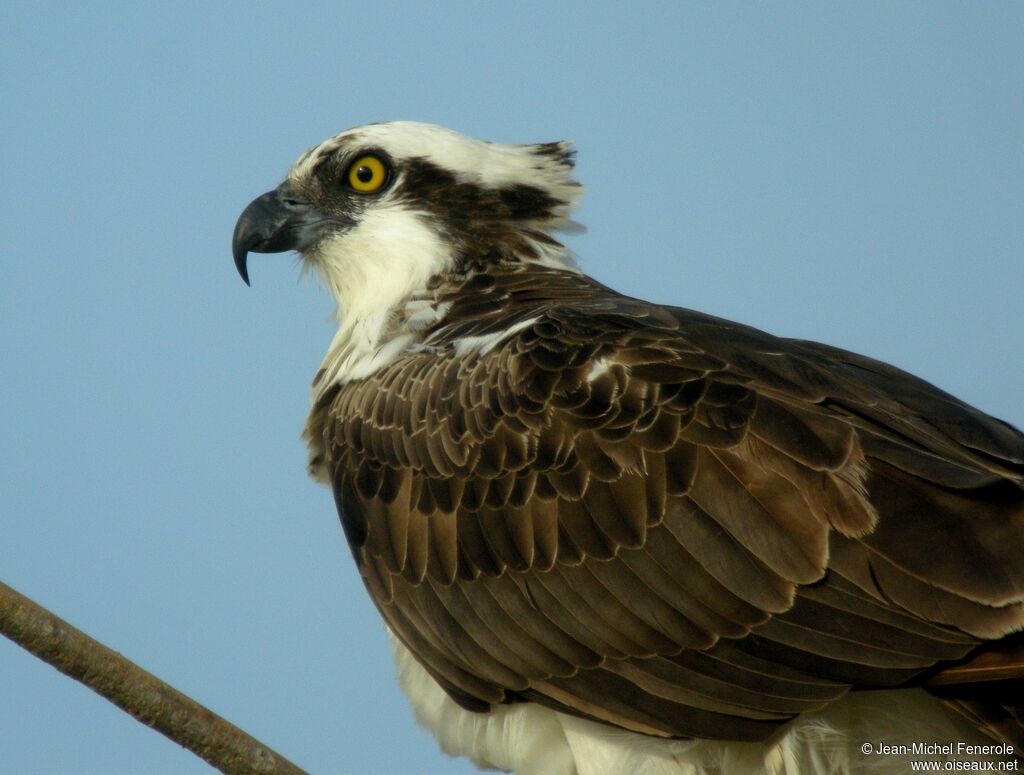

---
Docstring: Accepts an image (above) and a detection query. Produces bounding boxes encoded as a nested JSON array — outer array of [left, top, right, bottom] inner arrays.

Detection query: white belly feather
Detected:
[[389, 632, 1009, 775]]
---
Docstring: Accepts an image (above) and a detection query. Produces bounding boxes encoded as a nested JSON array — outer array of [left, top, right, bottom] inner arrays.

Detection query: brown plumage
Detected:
[[233, 121, 1024, 768], [307, 265, 1024, 747]]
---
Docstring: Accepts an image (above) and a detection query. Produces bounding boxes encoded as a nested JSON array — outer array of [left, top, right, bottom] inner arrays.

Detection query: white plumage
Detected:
[[391, 635, 1007, 775]]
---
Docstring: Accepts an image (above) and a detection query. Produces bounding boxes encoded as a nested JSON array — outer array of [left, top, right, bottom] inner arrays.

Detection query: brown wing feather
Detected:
[[313, 267, 1024, 745]]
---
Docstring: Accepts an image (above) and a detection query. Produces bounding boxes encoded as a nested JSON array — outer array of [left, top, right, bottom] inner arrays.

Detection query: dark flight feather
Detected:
[[310, 265, 1024, 748]]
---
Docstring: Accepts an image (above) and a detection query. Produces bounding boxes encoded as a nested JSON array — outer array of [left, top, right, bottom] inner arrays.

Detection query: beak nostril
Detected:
[[232, 186, 311, 285]]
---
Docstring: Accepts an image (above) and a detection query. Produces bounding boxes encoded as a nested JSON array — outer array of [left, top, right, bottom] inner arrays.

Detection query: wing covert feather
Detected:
[[312, 269, 1024, 743]]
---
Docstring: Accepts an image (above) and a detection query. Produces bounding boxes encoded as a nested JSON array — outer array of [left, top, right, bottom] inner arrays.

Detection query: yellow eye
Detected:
[[347, 155, 388, 193]]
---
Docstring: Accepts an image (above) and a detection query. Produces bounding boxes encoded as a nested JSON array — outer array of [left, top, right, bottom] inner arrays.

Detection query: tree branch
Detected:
[[0, 579, 308, 774]]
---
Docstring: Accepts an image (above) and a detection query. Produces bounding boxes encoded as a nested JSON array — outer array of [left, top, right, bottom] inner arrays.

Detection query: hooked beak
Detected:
[[231, 185, 313, 285]]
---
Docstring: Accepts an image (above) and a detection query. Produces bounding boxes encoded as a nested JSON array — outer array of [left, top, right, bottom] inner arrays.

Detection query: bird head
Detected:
[[232, 122, 583, 316]]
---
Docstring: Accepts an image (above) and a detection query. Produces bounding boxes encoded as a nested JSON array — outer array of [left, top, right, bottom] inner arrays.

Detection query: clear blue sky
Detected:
[[2, 3, 1022, 773]]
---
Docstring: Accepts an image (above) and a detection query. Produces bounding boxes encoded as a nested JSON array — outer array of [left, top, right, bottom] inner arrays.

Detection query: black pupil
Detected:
[[356, 165, 374, 184]]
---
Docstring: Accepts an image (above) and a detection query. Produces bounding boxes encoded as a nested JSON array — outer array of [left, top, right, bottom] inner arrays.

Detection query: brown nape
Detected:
[[395, 158, 573, 268]]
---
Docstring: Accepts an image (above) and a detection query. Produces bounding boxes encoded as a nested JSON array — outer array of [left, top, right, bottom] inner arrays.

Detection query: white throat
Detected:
[[310, 204, 454, 392]]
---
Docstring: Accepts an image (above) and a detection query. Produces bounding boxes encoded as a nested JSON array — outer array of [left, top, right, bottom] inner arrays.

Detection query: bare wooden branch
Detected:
[[0, 579, 308, 775]]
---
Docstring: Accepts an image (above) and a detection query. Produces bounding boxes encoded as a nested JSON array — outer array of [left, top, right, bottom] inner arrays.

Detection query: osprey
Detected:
[[233, 122, 1024, 774]]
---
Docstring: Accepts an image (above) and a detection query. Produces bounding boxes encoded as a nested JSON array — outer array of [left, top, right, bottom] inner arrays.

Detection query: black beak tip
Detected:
[[233, 244, 251, 286], [232, 187, 308, 287], [231, 209, 254, 286]]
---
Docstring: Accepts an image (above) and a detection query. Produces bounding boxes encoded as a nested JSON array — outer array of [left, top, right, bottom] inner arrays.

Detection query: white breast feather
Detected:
[[310, 204, 453, 390], [301, 122, 585, 392]]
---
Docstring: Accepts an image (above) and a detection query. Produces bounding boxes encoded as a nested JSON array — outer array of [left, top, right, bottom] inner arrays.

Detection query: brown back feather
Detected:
[[314, 267, 1024, 745]]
